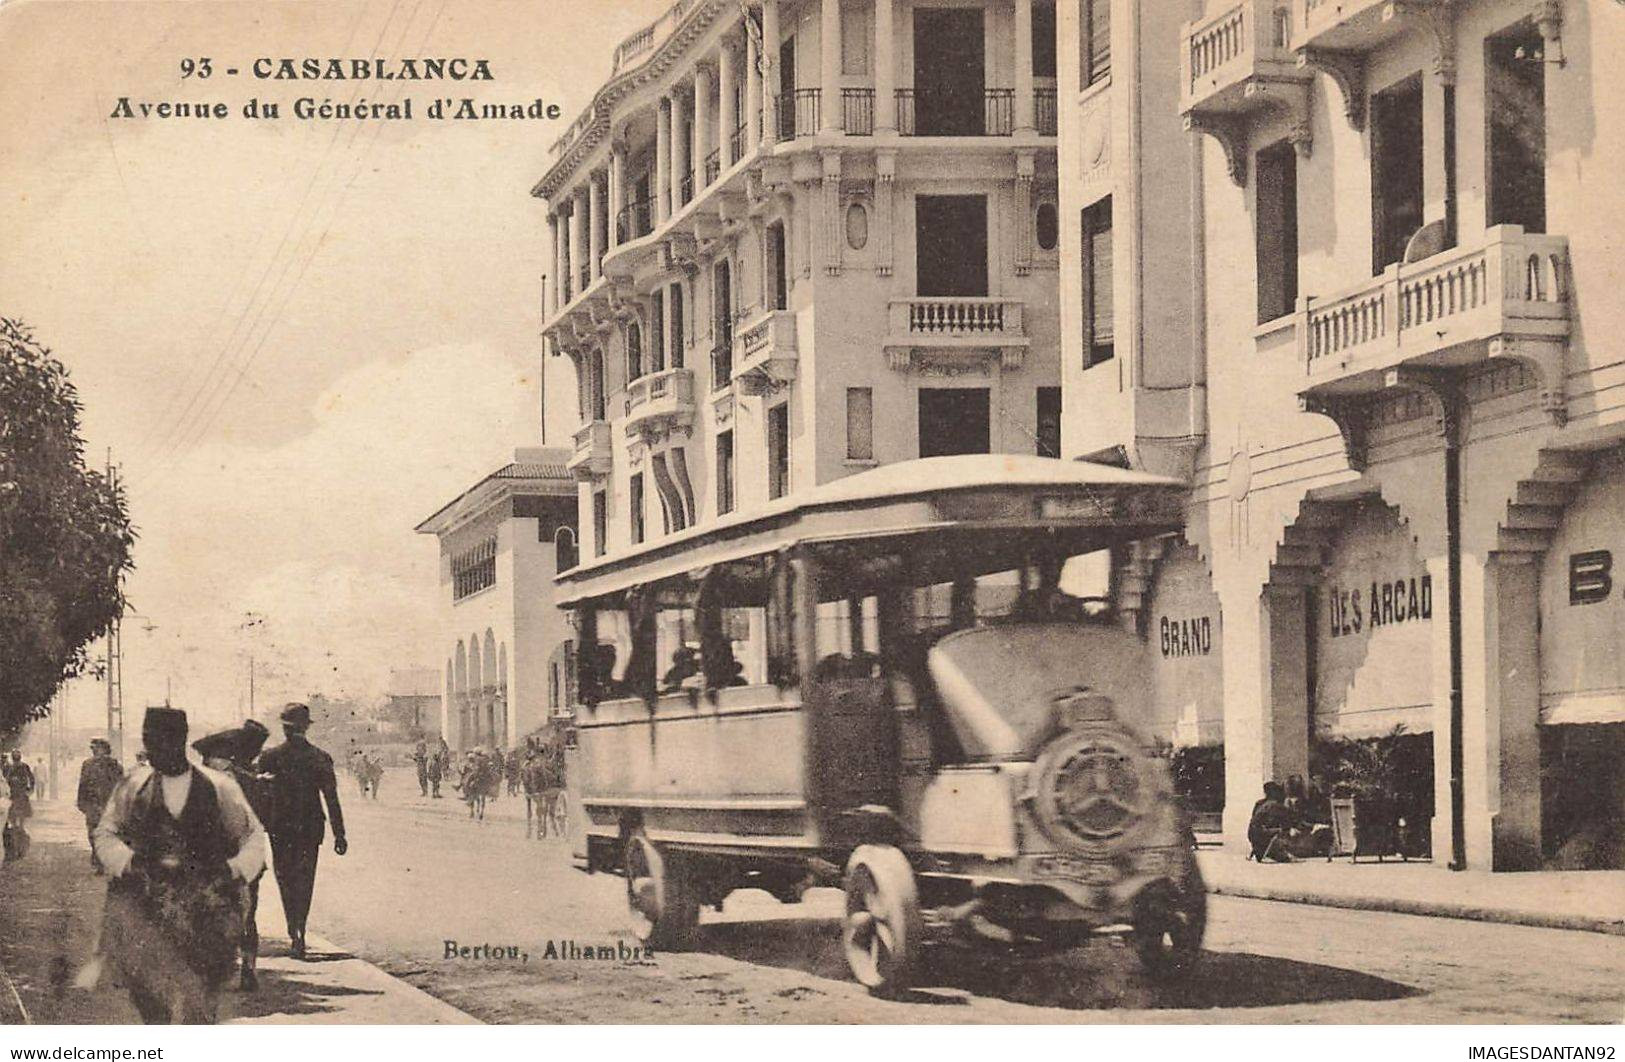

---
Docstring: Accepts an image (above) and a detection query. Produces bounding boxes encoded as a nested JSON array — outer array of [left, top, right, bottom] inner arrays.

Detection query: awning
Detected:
[[1542, 689, 1625, 726]]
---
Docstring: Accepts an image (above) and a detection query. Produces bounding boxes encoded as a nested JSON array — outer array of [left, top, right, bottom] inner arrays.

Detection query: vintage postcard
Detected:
[[1, 0, 1622, 1038]]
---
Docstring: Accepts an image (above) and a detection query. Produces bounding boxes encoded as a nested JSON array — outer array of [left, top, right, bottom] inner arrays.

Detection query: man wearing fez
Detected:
[[76, 738, 125, 873], [258, 702, 346, 959], [92, 707, 267, 1023], [194, 719, 272, 991]]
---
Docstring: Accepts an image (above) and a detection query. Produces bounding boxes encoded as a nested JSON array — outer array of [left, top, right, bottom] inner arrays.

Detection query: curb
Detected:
[[1207, 882, 1625, 937]]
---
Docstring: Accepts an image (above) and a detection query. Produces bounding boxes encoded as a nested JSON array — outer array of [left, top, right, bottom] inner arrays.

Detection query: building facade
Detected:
[[1059, 0, 1624, 869], [416, 448, 580, 751], [538, 0, 1063, 562]]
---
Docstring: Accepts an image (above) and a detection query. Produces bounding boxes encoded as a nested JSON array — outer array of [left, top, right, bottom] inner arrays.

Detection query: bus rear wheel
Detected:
[[624, 828, 699, 950], [842, 845, 923, 997]]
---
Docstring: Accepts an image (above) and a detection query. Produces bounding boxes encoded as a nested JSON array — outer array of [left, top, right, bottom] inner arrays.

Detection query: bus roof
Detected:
[[556, 455, 1186, 606]]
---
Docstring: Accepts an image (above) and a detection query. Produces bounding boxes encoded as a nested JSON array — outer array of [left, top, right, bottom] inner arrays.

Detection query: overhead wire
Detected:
[[133, 0, 420, 483]]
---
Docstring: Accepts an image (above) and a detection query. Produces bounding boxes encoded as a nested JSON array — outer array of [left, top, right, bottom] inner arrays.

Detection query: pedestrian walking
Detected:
[[3, 750, 36, 862], [428, 738, 449, 798], [193, 720, 272, 992], [258, 702, 347, 959], [412, 739, 429, 797], [76, 738, 125, 873], [92, 707, 267, 1024]]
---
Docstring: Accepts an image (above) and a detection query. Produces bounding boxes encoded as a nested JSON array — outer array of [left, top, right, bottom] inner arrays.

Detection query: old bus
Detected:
[[558, 454, 1204, 995]]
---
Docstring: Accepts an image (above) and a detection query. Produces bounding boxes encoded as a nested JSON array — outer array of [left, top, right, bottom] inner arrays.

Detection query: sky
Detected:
[[0, 0, 668, 740]]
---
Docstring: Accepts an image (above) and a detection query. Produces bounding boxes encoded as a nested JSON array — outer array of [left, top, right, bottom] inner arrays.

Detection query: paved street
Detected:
[[291, 769, 1625, 1023], [4, 773, 1620, 1024]]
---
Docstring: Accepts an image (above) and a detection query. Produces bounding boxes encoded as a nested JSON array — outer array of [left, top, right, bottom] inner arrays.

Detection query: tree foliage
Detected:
[[0, 318, 135, 736]]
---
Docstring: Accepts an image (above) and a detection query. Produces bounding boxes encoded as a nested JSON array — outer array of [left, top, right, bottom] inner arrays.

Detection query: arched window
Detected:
[[554, 525, 578, 571], [625, 322, 642, 385]]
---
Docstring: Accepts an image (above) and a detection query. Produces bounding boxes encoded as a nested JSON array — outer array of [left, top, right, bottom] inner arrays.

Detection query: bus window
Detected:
[[814, 595, 881, 680], [657, 607, 699, 692], [722, 606, 768, 685], [578, 607, 635, 703]]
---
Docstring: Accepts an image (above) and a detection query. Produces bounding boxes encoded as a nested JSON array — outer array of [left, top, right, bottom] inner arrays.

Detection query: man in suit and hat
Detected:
[[193, 720, 272, 991], [92, 706, 266, 1023], [257, 702, 346, 959], [76, 737, 125, 873]]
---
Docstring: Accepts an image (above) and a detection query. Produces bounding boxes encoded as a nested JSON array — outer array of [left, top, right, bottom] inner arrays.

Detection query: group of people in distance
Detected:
[[1246, 774, 1333, 862], [410, 736, 453, 798], [446, 736, 567, 837], [348, 749, 387, 800], [67, 702, 347, 1023]]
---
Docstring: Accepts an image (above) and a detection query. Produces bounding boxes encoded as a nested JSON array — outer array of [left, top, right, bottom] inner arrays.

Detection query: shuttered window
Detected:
[[1082, 0, 1110, 87], [846, 387, 874, 461], [669, 283, 685, 369], [1083, 197, 1114, 366]]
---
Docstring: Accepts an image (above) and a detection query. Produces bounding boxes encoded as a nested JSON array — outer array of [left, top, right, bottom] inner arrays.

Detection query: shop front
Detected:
[[1143, 538, 1225, 828], [1310, 497, 1436, 859], [1538, 447, 1625, 869]]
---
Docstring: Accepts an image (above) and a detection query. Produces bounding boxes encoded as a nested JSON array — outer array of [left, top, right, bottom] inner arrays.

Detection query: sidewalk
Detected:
[[1196, 845, 1625, 936], [0, 798, 476, 1024]]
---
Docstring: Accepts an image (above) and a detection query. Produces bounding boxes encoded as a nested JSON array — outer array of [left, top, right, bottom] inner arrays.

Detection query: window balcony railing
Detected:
[[732, 309, 798, 393], [704, 148, 721, 186], [624, 367, 697, 438], [1180, 0, 1309, 123], [778, 88, 821, 139], [616, 196, 654, 244], [841, 88, 874, 135], [895, 88, 1015, 137], [884, 298, 1029, 370], [894, 297, 1023, 336], [1035, 87, 1058, 136], [678, 172, 694, 207], [1299, 225, 1571, 394], [567, 419, 612, 480]]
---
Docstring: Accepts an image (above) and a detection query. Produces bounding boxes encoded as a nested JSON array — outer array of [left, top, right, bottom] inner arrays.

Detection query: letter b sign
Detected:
[[1569, 550, 1613, 606]]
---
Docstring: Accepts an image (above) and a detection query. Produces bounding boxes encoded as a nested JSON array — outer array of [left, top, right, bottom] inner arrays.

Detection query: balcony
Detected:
[[615, 196, 654, 244], [884, 297, 1029, 371], [1293, 0, 1417, 55], [732, 309, 798, 394], [1287, 0, 1464, 130], [841, 89, 875, 136], [778, 89, 821, 139], [1298, 226, 1571, 420], [896, 88, 1016, 137], [624, 367, 697, 441], [568, 420, 612, 480], [1180, 0, 1312, 184], [1035, 87, 1057, 137]]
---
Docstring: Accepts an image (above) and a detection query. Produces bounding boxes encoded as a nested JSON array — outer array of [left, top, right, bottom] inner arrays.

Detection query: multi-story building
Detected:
[[1054, 0, 1223, 798], [1059, 0, 1624, 869], [415, 448, 580, 750], [537, 0, 1062, 563]]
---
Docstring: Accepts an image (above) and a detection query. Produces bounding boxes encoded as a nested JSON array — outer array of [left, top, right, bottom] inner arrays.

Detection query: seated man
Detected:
[[1247, 781, 1295, 862]]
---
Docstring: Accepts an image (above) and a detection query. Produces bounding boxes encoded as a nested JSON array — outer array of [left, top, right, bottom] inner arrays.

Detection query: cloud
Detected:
[[104, 339, 546, 730]]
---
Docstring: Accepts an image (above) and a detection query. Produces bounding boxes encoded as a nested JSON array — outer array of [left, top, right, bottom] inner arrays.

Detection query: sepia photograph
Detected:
[[0, 0, 1622, 1040]]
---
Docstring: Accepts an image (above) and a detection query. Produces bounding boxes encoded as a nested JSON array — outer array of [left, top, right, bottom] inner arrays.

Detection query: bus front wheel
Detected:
[[842, 845, 923, 997], [624, 828, 699, 950]]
